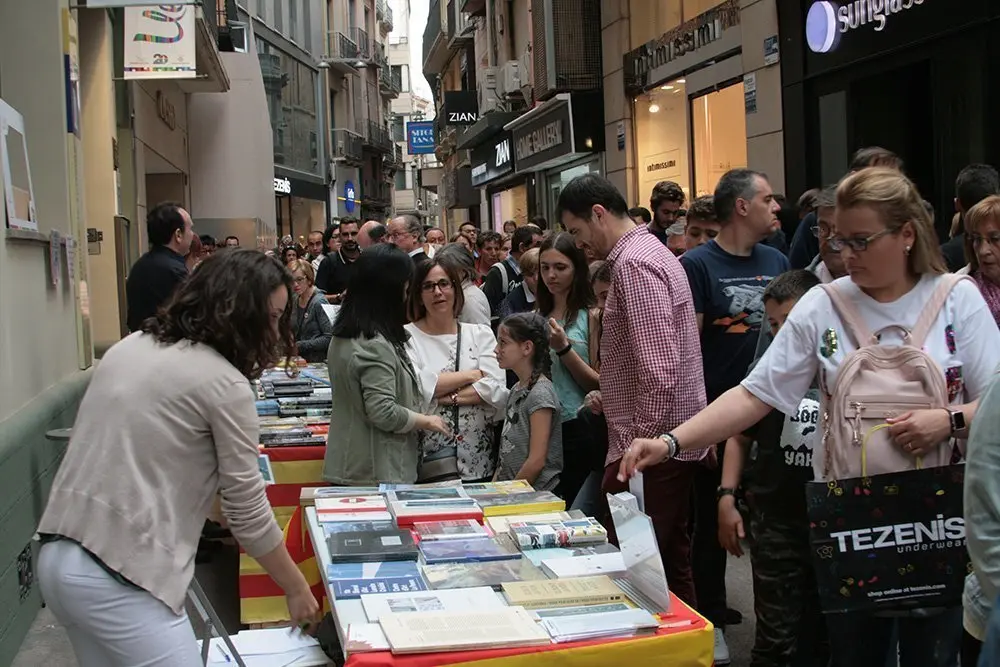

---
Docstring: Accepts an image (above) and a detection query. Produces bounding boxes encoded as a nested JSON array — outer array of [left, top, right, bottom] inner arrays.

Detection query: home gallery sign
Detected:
[[806, 0, 927, 53]]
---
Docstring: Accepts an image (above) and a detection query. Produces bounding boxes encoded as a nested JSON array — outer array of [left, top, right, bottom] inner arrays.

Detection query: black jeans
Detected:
[[826, 607, 962, 667], [691, 443, 728, 630], [555, 418, 595, 508]]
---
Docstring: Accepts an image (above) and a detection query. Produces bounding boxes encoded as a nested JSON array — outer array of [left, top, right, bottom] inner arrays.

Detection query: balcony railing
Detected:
[[375, 42, 389, 70], [331, 128, 364, 164], [386, 144, 405, 170], [379, 65, 401, 97], [366, 119, 394, 153], [422, 0, 445, 73], [354, 118, 369, 141], [350, 27, 371, 61], [199, 0, 220, 45], [447, 0, 473, 48], [326, 31, 360, 62], [383, 4, 394, 32], [376, 0, 386, 20]]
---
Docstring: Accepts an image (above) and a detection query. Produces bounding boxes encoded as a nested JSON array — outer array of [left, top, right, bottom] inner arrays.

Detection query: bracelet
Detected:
[[556, 344, 572, 357], [658, 433, 680, 462]]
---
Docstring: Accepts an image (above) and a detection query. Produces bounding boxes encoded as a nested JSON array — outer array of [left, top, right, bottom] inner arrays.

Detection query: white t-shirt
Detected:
[[460, 283, 491, 326], [743, 274, 1000, 473]]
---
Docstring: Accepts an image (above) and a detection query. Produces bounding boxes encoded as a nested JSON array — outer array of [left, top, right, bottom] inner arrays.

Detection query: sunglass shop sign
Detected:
[[806, 0, 925, 54]]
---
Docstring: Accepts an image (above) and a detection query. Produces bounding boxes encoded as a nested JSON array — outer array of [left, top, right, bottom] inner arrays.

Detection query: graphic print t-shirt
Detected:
[[742, 391, 819, 520], [681, 240, 790, 401]]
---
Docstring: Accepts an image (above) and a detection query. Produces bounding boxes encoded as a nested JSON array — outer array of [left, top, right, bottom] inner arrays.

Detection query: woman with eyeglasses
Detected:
[[324, 244, 450, 485], [618, 168, 1000, 667], [405, 257, 508, 482], [288, 259, 332, 363], [960, 195, 1000, 326]]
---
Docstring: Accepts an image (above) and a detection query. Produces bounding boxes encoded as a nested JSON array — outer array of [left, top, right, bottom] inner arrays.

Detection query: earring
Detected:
[[905, 246, 911, 256]]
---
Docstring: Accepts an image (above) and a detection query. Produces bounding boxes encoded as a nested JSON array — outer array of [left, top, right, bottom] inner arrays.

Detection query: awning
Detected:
[[456, 111, 522, 150]]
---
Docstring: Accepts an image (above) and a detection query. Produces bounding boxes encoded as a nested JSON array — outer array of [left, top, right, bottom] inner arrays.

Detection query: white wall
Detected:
[[188, 42, 277, 238], [0, 0, 91, 419]]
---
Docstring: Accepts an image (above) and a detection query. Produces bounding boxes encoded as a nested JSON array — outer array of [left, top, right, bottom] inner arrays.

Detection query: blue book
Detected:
[[327, 562, 426, 599], [419, 538, 522, 565]]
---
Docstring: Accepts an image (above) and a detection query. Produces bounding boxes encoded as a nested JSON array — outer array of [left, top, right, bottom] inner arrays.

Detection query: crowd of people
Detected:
[[27, 144, 1000, 667]]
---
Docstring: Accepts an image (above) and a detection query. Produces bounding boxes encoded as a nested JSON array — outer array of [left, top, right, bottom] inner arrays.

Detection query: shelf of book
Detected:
[[303, 505, 714, 667]]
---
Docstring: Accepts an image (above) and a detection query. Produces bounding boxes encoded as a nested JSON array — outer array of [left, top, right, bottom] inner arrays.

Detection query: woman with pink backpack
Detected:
[[619, 167, 1000, 667]]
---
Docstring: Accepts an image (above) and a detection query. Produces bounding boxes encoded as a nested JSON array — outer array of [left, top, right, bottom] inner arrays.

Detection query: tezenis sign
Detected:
[[806, 0, 926, 53]]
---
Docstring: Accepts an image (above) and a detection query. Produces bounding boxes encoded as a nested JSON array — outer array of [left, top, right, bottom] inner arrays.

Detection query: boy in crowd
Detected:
[[717, 269, 829, 667]]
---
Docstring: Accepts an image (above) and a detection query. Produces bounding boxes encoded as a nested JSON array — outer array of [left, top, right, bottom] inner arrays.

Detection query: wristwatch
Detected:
[[717, 486, 737, 502], [948, 409, 966, 435]]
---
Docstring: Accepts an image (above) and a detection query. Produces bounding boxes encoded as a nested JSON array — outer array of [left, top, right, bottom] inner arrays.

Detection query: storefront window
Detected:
[[257, 38, 320, 177], [546, 161, 601, 225], [634, 78, 690, 205], [691, 81, 747, 197], [490, 183, 529, 232], [276, 195, 327, 245]]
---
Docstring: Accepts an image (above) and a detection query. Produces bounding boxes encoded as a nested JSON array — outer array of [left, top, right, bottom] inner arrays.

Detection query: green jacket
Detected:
[[323, 333, 423, 486]]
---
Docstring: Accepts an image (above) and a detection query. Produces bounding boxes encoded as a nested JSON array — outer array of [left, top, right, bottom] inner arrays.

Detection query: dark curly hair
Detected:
[[499, 312, 552, 389], [142, 249, 294, 379]]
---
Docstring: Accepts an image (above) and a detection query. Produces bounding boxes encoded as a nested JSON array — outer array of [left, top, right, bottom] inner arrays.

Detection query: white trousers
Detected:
[[38, 539, 202, 667]]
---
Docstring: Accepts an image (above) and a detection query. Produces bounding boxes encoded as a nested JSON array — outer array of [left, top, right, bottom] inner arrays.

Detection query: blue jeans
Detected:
[[570, 469, 603, 516], [979, 593, 1000, 667], [826, 608, 961, 667]]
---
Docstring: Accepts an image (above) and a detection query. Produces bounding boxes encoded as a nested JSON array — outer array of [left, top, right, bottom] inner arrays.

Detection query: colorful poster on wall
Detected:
[[123, 5, 197, 80]]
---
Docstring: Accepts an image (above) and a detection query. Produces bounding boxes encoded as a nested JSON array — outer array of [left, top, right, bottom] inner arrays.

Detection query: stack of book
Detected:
[[308, 482, 674, 655]]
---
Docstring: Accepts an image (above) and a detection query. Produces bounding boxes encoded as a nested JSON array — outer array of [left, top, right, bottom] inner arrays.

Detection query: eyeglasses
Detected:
[[971, 232, 1000, 248], [812, 223, 833, 240], [421, 279, 454, 293], [827, 228, 895, 252], [292, 275, 308, 283]]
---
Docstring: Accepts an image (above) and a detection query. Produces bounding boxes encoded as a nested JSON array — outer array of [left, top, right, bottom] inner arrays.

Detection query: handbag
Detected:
[[806, 435, 967, 613], [417, 324, 463, 483]]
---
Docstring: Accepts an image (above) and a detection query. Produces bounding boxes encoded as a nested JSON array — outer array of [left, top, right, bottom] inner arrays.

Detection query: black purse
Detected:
[[417, 323, 463, 483]]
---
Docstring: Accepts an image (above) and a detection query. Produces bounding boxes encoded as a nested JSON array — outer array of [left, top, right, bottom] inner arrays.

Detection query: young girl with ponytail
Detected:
[[494, 312, 564, 491]]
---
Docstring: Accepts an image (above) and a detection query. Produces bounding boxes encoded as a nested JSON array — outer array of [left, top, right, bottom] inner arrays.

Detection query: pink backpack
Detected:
[[819, 275, 967, 480]]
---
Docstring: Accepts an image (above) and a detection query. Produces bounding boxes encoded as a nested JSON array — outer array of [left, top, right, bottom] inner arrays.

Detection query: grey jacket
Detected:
[[965, 374, 1000, 637], [293, 290, 333, 362], [323, 333, 424, 486]]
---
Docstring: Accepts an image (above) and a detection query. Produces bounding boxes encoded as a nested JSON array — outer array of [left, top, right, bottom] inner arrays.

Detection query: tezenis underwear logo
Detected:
[[829, 514, 964, 554], [806, 0, 926, 54]]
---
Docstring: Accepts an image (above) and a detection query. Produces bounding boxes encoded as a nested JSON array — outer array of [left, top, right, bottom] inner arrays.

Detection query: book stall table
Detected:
[[302, 494, 714, 667], [240, 364, 331, 625]]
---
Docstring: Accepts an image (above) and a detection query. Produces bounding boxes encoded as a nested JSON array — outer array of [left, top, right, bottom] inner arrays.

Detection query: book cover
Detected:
[[389, 498, 483, 527], [387, 487, 470, 503], [378, 481, 464, 492], [501, 576, 625, 609], [461, 480, 535, 496], [412, 519, 489, 542], [509, 518, 608, 549], [378, 608, 551, 654], [323, 520, 398, 536], [540, 552, 628, 579], [521, 543, 620, 567], [421, 559, 548, 591], [418, 538, 521, 564], [316, 495, 387, 514], [484, 510, 585, 534], [345, 623, 390, 653], [315, 486, 383, 498], [318, 511, 394, 524], [327, 529, 419, 563], [327, 562, 426, 599], [474, 491, 566, 517], [360, 586, 504, 623]]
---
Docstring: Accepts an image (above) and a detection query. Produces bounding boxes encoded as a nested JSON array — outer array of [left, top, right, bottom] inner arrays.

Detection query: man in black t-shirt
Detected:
[[315, 219, 361, 302], [125, 202, 194, 332]]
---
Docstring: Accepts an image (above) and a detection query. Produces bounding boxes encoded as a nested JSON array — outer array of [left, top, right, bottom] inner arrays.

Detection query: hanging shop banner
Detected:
[[406, 121, 436, 155], [123, 5, 197, 80], [806, 464, 968, 613]]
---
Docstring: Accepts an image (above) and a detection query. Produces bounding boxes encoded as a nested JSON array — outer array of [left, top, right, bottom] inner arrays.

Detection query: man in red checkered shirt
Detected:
[[557, 173, 708, 608]]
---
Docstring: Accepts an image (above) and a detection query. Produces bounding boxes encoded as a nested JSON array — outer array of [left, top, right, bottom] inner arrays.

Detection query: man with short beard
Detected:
[[315, 219, 361, 303]]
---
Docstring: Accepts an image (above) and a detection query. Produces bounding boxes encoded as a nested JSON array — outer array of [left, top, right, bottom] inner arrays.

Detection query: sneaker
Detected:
[[714, 628, 731, 665]]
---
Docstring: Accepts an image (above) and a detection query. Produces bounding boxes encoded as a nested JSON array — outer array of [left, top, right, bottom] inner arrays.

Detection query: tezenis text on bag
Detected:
[[829, 515, 964, 553]]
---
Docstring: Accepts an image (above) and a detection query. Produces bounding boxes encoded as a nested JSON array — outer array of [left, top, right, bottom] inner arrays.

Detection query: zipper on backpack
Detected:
[[850, 401, 865, 447]]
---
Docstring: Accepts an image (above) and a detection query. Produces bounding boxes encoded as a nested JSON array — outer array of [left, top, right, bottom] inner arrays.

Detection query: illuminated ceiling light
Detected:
[[648, 102, 660, 113], [676, 78, 685, 83], [661, 85, 673, 90], [585, 137, 593, 148]]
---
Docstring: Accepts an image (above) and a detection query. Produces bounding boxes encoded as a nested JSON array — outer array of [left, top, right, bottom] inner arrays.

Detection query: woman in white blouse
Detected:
[[406, 257, 508, 481], [620, 168, 1000, 667]]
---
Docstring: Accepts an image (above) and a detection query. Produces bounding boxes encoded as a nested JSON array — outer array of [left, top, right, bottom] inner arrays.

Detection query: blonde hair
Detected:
[[836, 167, 946, 276], [519, 247, 540, 276], [288, 258, 315, 285], [963, 195, 1000, 274]]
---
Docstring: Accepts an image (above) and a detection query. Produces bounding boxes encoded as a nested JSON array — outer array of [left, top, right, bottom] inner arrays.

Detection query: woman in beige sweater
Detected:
[[37, 250, 320, 666]]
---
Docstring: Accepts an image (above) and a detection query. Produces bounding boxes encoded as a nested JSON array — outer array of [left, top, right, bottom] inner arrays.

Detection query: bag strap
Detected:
[[452, 323, 462, 434], [909, 274, 968, 348], [497, 262, 510, 296], [820, 283, 875, 347]]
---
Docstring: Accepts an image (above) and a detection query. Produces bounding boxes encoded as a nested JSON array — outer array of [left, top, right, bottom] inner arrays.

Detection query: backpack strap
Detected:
[[909, 274, 970, 348], [497, 261, 510, 296], [820, 284, 876, 347]]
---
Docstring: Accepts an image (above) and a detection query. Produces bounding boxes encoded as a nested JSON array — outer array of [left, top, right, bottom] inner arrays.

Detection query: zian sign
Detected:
[[443, 91, 480, 126], [470, 133, 515, 187]]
